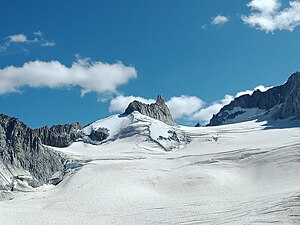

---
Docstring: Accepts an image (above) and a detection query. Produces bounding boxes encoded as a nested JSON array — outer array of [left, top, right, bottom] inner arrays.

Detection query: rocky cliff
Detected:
[[34, 122, 83, 147], [208, 72, 300, 126], [0, 114, 66, 186], [0, 113, 111, 191], [123, 95, 176, 126]]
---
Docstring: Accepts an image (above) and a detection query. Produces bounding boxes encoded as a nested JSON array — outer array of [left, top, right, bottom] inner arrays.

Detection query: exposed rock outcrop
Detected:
[[0, 114, 66, 184], [88, 127, 109, 142], [123, 95, 176, 126], [208, 72, 300, 126], [34, 122, 83, 147], [0, 114, 111, 190]]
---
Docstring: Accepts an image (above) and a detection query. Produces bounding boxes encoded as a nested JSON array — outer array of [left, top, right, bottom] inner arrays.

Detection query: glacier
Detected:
[[1, 112, 300, 224]]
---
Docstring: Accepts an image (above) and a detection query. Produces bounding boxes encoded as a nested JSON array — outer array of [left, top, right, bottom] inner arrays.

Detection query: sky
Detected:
[[1, 0, 300, 128]]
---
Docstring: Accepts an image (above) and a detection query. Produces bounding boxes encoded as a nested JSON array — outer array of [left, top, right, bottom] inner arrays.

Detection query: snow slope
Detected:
[[1, 113, 300, 224]]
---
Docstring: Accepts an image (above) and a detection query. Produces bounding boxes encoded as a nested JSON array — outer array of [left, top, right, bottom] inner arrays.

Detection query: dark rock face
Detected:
[[0, 113, 111, 188], [0, 114, 66, 184], [123, 95, 176, 126], [34, 122, 83, 147], [208, 72, 300, 126], [195, 122, 201, 127], [88, 127, 109, 142]]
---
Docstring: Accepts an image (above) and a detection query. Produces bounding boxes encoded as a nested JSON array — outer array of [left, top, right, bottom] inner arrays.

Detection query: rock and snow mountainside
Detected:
[[208, 71, 300, 126], [82, 112, 190, 150], [1, 117, 300, 224], [0, 114, 68, 191], [0, 99, 181, 191], [1, 90, 300, 224], [123, 95, 176, 126]]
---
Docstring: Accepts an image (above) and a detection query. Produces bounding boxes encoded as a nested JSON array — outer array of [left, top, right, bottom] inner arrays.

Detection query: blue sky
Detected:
[[1, 0, 300, 127]]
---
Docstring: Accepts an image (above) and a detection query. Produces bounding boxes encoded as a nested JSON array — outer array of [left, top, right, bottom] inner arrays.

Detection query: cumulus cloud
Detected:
[[109, 95, 204, 119], [191, 95, 234, 123], [211, 15, 229, 25], [108, 85, 272, 125], [166, 95, 204, 119], [242, 0, 300, 32], [0, 58, 137, 96], [0, 31, 56, 53], [109, 95, 155, 112], [109, 94, 217, 124]]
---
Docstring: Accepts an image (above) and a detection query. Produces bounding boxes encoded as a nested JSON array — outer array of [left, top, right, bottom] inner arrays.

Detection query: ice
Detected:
[[1, 114, 300, 224]]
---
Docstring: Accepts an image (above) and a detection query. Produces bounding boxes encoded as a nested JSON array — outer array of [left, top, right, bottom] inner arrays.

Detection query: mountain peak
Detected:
[[156, 94, 165, 105], [287, 71, 300, 81], [286, 71, 300, 89], [207, 71, 300, 126], [123, 95, 176, 126]]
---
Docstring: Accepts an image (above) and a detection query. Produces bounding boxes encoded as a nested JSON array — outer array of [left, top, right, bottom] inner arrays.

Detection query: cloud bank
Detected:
[[242, 0, 300, 32], [109, 85, 271, 125], [0, 58, 137, 96]]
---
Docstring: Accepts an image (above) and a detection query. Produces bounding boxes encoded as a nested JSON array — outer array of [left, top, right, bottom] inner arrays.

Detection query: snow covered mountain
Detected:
[[1, 87, 300, 224], [0, 97, 184, 192], [208, 71, 300, 126]]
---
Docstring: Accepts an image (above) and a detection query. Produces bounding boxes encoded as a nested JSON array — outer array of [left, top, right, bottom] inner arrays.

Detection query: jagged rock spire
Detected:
[[123, 95, 176, 126], [156, 94, 165, 105]]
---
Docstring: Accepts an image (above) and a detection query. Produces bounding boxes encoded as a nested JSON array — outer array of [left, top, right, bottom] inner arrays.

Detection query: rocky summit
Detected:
[[123, 95, 176, 126], [208, 71, 300, 126]]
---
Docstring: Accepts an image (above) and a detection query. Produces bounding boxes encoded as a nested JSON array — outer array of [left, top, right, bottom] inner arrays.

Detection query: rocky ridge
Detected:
[[34, 122, 83, 147], [208, 72, 300, 126], [0, 114, 67, 187]]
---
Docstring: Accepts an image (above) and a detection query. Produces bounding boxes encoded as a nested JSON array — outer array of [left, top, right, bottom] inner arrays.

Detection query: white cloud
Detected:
[[108, 85, 272, 125], [0, 32, 56, 53], [191, 95, 234, 123], [242, 0, 300, 32], [33, 31, 43, 37], [166, 95, 204, 119], [8, 34, 28, 43], [109, 95, 155, 112], [247, 0, 281, 13], [41, 41, 56, 47], [0, 58, 137, 96], [211, 15, 229, 25]]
